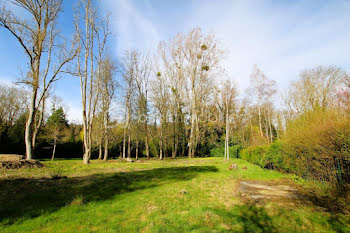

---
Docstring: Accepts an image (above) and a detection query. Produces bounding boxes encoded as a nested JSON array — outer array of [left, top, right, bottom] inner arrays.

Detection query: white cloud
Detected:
[[50, 89, 83, 123], [0, 77, 15, 86], [64, 102, 82, 124], [102, 0, 160, 54]]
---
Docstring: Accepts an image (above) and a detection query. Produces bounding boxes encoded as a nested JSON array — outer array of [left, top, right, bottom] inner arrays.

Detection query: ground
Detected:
[[0, 157, 349, 233]]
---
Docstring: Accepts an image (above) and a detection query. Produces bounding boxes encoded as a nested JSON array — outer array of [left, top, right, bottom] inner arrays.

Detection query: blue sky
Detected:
[[1, 0, 350, 122]]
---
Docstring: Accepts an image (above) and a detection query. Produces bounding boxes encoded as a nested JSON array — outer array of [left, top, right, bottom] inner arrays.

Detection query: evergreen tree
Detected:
[[46, 108, 68, 160]]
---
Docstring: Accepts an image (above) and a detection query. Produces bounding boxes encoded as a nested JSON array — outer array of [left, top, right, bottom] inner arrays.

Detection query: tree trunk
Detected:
[[127, 95, 132, 159], [103, 139, 108, 161], [122, 124, 126, 159], [265, 113, 269, 145], [172, 112, 177, 158], [135, 140, 139, 160], [225, 97, 229, 160], [82, 118, 90, 164], [145, 119, 149, 159], [32, 97, 45, 154], [193, 114, 199, 158], [87, 124, 93, 161], [159, 118, 163, 160], [52, 136, 57, 161], [268, 109, 273, 143], [258, 103, 263, 138], [98, 142, 102, 160], [103, 110, 109, 161], [127, 125, 131, 159], [250, 118, 255, 142], [25, 87, 38, 160], [98, 123, 103, 160], [188, 109, 195, 158]]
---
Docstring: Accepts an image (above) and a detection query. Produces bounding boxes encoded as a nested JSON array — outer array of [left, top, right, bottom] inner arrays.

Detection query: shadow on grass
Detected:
[[297, 187, 350, 214], [212, 204, 350, 233], [213, 205, 278, 233], [0, 165, 218, 226]]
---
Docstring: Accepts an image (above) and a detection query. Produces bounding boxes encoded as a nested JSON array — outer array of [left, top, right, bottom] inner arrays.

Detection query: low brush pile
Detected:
[[0, 160, 44, 169]]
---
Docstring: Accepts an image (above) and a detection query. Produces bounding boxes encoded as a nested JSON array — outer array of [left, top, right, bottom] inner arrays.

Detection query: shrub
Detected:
[[283, 109, 350, 189], [264, 141, 290, 171], [239, 145, 268, 166]]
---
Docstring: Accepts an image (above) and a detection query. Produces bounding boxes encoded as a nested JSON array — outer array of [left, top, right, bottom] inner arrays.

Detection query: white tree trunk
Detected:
[[25, 87, 38, 160]]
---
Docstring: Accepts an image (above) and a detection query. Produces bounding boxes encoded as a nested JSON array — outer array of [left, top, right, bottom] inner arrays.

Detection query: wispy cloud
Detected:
[[186, 0, 350, 91], [0, 77, 14, 86], [102, 0, 160, 54]]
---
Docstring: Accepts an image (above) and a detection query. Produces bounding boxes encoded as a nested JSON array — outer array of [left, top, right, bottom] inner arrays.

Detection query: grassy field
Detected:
[[0, 157, 349, 233]]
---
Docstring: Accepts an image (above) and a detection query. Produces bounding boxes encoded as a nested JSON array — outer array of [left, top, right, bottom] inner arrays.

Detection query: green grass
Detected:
[[0, 158, 349, 232]]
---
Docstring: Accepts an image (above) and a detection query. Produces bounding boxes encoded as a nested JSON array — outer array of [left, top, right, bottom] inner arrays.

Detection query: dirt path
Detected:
[[238, 180, 305, 207]]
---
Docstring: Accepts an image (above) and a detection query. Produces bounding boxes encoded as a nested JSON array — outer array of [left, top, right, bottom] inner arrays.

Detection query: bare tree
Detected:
[[160, 28, 223, 158], [284, 66, 346, 115], [73, 0, 110, 163], [0, 84, 28, 126], [120, 50, 138, 161], [100, 52, 117, 161], [151, 71, 169, 160], [134, 53, 151, 159], [0, 0, 77, 160], [248, 65, 276, 140], [216, 80, 238, 160], [158, 35, 186, 159]]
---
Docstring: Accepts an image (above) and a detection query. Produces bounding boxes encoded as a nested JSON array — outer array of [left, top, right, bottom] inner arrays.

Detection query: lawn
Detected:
[[0, 157, 349, 233]]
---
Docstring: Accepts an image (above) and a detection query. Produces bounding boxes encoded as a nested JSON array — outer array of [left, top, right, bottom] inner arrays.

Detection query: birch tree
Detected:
[[248, 65, 276, 140], [216, 80, 237, 160]]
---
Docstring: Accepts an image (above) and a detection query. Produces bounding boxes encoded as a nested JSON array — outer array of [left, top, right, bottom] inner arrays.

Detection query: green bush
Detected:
[[264, 141, 289, 171], [239, 142, 290, 171], [209, 145, 242, 158], [239, 145, 268, 166]]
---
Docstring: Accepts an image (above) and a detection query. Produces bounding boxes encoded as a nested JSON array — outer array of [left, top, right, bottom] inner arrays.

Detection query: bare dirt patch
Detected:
[[238, 180, 350, 214], [238, 180, 302, 207]]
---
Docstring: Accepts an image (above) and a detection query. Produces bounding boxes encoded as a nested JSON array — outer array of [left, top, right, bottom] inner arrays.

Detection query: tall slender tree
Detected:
[[0, 0, 76, 160], [100, 52, 117, 161], [73, 0, 110, 163], [248, 65, 276, 141]]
